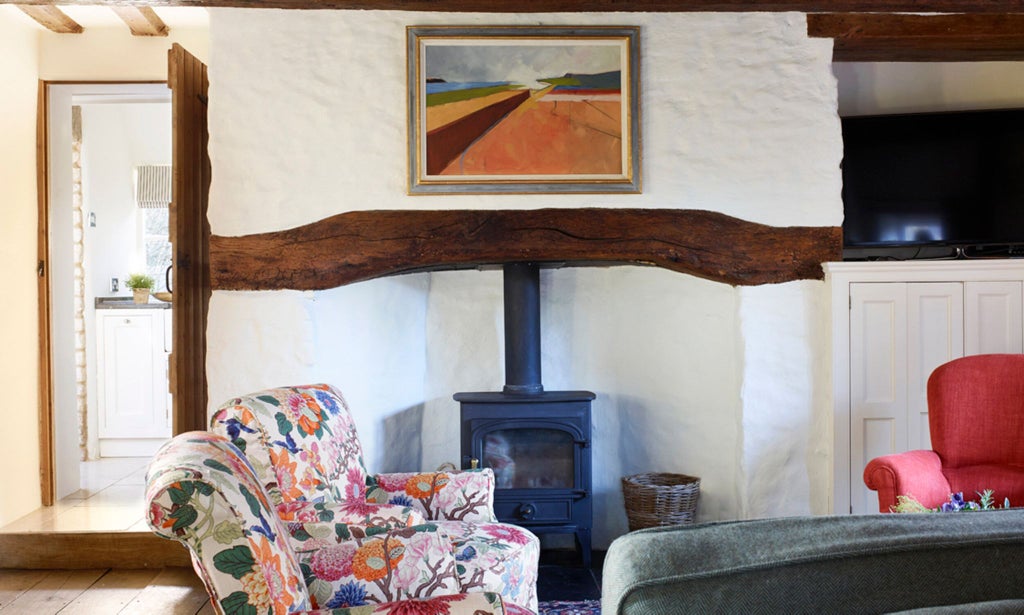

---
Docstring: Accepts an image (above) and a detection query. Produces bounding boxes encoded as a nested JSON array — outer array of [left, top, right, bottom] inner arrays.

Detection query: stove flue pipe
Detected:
[[502, 263, 543, 395]]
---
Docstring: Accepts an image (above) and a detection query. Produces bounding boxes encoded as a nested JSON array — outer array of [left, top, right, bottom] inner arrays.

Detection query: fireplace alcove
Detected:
[[207, 207, 841, 560]]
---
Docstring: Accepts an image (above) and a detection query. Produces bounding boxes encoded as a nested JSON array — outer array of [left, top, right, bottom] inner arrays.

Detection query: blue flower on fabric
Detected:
[[325, 581, 367, 608], [455, 545, 477, 561], [388, 494, 414, 507], [315, 390, 341, 416]]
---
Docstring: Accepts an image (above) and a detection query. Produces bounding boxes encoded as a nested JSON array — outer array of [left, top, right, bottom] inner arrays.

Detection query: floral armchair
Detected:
[[209, 384, 539, 613], [146, 431, 522, 615]]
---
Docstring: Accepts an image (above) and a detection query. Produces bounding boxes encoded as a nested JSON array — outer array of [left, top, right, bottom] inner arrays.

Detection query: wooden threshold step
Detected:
[[0, 531, 190, 569]]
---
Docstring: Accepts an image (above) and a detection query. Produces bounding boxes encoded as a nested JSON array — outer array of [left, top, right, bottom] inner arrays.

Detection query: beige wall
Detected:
[[0, 7, 42, 527], [0, 6, 208, 525]]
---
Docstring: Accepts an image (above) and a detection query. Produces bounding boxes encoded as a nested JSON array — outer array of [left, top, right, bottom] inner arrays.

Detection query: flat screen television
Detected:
[[841, 108, 1024, 260]]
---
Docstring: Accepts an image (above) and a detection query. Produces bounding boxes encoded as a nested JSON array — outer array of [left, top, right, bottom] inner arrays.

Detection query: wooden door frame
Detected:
[[36, 79, 209, 506]]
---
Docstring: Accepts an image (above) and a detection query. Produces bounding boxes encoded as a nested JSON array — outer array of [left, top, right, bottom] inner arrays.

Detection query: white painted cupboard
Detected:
[[96, 307, 172, 456], [828, 262, 1024, 515]]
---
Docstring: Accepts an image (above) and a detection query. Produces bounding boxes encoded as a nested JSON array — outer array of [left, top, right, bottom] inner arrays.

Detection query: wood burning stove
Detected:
[[455, 263, 594, 567]]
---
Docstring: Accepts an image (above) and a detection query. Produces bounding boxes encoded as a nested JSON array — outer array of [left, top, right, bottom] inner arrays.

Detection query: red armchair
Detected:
[[864, 354, 1024, 513]]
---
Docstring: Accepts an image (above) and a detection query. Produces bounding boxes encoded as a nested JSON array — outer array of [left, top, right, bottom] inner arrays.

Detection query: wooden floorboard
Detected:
[[0, 568, 210, 614]]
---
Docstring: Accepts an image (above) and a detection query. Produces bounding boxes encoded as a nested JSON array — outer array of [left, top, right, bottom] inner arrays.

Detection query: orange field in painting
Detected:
[[439, 93, 623, 176]]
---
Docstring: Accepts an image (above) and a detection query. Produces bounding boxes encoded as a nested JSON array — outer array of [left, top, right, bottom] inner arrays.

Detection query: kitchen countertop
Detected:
[[95, 296, 172, 309]]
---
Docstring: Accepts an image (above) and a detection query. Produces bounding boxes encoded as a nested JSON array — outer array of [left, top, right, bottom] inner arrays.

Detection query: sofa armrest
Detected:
[[146, 431, 312, 613], [863, 449, 952, 512], [368, 470, 497, 522]]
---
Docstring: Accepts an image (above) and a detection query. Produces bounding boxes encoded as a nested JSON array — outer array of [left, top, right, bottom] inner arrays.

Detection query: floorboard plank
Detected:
[[58, 568, 160, 613], [119, 567, 210, 615], [0, 569, 49, 608], [0, 569, 105, 614]]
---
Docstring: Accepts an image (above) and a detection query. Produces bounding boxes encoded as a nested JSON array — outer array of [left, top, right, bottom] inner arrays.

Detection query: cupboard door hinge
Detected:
[[849, 296, 852, 310], [37, 260, 45, 278]]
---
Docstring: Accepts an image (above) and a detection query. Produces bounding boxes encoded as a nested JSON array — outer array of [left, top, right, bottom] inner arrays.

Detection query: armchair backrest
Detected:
[[146, 432, 312, 613], [210, 384, 370, 506], [928, 354, 1024, 469]]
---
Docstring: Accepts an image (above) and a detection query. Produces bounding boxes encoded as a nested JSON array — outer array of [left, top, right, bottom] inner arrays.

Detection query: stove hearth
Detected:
[[455, 263, 594, 567]]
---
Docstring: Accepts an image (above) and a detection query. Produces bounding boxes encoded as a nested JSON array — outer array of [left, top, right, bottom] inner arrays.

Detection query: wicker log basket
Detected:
[[621, 472, 700, 531]]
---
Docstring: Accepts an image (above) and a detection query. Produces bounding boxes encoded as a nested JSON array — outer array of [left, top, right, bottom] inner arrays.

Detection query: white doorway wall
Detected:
[[48, 83, 172, 499]]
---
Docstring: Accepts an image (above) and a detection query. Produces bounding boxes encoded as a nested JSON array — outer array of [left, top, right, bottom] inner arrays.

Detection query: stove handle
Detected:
[[574, 439, 590, 448]]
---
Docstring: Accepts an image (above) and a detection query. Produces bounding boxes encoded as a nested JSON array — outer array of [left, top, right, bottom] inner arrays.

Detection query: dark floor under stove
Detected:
[[537, 549, 604, 602]]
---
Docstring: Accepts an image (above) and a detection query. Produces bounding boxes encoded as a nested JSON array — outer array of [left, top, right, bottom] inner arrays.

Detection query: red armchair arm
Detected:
[[864, 450, 952, 513]]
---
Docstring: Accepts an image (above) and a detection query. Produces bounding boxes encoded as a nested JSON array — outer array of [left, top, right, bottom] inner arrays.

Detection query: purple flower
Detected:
[[941, 492, 966, 512]]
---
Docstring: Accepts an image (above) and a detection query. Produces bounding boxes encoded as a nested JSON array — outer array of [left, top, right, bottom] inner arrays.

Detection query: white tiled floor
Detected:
[[0, 457, 150, 533]]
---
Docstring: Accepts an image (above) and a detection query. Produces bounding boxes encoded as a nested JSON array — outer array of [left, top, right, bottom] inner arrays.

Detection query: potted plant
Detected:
[[126, 273, 155, 304]]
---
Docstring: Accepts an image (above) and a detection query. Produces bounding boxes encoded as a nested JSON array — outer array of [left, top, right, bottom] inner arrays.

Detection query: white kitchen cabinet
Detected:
[[96, 308, 171, 456], [828, 262, 1024, 515]]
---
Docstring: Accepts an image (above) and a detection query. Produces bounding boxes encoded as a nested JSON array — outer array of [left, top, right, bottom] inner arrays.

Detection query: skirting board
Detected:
[[0, 531, 191, 569]]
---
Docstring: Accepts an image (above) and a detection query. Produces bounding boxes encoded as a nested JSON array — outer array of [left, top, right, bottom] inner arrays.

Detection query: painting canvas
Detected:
[[408, 26, 640, 194]]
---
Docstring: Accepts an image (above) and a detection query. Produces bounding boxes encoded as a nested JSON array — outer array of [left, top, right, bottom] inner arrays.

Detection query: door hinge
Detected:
[[849, 296, 852, 310], [37, 260, 45, 278]]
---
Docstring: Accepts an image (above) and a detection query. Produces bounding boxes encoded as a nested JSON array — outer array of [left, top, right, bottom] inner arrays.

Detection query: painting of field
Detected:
[[410, 29, 639, 192]]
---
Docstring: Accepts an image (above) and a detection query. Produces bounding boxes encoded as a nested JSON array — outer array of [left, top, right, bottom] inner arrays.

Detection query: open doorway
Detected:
[[46, 83, 173, 524]]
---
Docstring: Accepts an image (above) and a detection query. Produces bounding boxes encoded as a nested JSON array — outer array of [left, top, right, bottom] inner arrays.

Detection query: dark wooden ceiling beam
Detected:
[[809, 13, 1024, 61], [16, 5, 83, 33], [112, 6, 169, 36], [5, 0, 1024, 12], [209, 208, 842, 290]]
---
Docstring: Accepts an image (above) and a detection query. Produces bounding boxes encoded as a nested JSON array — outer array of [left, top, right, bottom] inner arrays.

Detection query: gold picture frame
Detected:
[[407, 25, 641, 195]]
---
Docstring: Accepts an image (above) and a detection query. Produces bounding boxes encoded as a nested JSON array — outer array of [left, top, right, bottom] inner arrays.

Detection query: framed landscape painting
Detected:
[[407, 26, 641, 194]]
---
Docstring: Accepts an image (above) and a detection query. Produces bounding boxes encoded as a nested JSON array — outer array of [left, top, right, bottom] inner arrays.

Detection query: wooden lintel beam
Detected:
[[809, 13, 1024, 61], [209, 209, 842, 290], [112, 6, 169, 36], [16, 5, 82, 33], [5, 0, 1024, 12]]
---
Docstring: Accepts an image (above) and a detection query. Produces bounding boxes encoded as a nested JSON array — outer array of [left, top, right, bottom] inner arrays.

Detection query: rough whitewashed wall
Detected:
[[206, 9, 842, 548]]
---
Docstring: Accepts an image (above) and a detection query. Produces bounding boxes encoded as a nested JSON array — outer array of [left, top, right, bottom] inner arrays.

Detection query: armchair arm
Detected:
[[277, 500, 426, 552], [146, 432, 312, 613], [864, 450, 952, 513], [368, 470, 497, 522]]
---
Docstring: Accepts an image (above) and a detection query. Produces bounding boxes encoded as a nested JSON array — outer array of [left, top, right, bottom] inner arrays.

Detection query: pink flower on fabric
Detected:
[[339, 500, 379, 517], [345, 466, 367, 499], [375, 594, 461, 615], [375, 473, 413, 492], [310, 542, 356, 581], [483, 524, 532, 545]]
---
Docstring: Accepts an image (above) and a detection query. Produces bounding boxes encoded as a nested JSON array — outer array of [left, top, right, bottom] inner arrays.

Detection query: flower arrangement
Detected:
[[892, 489, 1011, 514]]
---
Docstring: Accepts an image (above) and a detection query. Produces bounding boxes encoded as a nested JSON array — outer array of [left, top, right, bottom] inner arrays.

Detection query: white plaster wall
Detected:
[[836, 62, 1024, 116], [207, 9, 843, 548], [0, 7, 41, 527], [82, 102, 172, 300]]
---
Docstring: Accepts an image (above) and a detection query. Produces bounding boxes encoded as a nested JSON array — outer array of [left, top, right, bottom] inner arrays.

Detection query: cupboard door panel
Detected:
[[907, 283, 963, 452], [850, 283, 907, 514], [965, 281, 1023, 355]]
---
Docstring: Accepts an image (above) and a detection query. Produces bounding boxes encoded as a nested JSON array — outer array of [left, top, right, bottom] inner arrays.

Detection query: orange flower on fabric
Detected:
[[352, 539, 404, 582], [253, 536, 296, 612], [269, 448, 304, 502], [405, 473, 447, 498], [292, 393, 324, 436]]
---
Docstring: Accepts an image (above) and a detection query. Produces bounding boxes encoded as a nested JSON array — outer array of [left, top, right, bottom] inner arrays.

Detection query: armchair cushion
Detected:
[[296, 524, 461, 609], [369, 470, 497, 522], [307, 592, 512, 615]]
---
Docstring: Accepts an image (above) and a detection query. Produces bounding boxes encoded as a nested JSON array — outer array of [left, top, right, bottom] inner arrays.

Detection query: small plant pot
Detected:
[[132, 288, 151, 304]]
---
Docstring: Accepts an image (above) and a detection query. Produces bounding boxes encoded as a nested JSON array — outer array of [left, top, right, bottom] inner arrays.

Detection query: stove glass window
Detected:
[[483, 428, 574, 489]]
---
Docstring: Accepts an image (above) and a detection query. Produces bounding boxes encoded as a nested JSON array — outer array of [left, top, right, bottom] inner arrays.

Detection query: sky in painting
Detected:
[[424, 43, 621, 89]]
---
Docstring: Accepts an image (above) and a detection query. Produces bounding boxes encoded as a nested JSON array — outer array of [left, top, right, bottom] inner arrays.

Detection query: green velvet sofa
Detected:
[[603, 510, 1024, 614]]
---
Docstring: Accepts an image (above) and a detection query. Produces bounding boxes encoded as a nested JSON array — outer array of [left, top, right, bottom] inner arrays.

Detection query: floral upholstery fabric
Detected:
[[210, 384, 540, 613], [147, 432, 312, 613], [147, 432, 519, 615], [296, 524, 460, 609], [368, 471, 497, 523], [308, 592, 509, 614], [212, 384, 369, 507]]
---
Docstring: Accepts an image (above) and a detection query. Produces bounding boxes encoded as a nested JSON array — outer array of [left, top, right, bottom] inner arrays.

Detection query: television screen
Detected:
[[841, 109, 1024, 258]]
